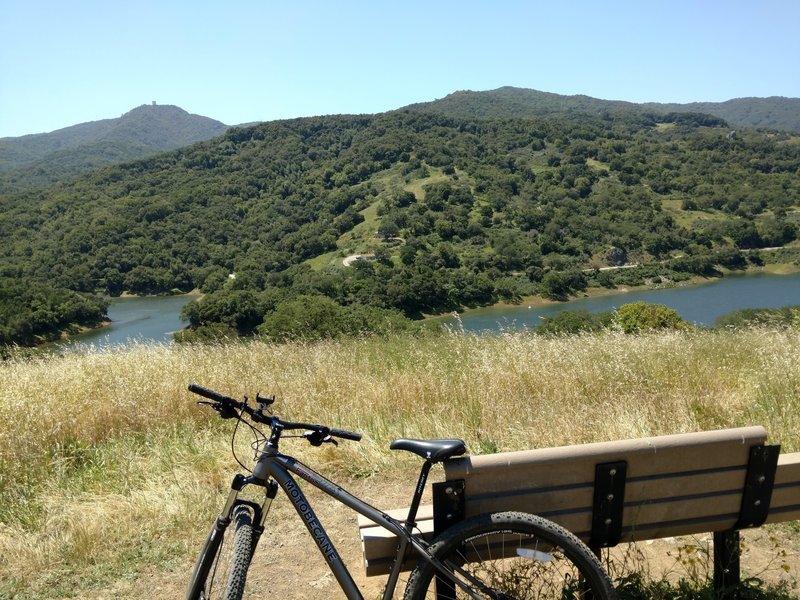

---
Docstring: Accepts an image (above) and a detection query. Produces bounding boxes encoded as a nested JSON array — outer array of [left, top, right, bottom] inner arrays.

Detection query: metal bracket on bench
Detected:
[[734, 443, 780, 529], [589, 460, 627, 550], [433, 479, 465, 536], [714, 443, 781, 599]]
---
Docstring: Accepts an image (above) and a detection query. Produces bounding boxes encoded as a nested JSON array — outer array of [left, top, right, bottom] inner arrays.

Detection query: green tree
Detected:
[[378, 219, 400, 239], [0, 279, 109, 346], [258, 295, 413, 341], [715, 305, 800, 329], [614, 302, 689, 333], [539, 270, 587, 300], [537, 309, 614, 335], [182, 290, 267, 335]]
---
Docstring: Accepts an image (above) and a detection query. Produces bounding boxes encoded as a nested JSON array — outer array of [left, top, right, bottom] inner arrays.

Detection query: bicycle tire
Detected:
[[185, 505, 256, 600], [404, 511, 616, 600]]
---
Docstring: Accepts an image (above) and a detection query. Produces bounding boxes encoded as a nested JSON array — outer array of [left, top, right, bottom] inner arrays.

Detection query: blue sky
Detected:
[[1, 0, 798, 138]]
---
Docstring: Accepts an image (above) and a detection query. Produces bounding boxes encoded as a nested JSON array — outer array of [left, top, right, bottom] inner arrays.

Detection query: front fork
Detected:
[[185, 475, 278, 600], [219, 474, 276, 517], [221, 474, 280, 550]]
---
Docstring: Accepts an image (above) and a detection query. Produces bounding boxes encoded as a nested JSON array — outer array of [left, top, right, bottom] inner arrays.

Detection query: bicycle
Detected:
[[184, 383, 617, 599]]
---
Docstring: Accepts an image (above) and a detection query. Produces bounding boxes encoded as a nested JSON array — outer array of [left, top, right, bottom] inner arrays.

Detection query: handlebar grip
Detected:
[[330, 428, 362, 442], [188, 384, 238, 406]]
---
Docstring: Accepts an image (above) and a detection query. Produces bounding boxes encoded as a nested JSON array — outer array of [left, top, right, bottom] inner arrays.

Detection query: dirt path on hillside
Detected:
[[83, 475, 799, 599], [342, 253, 375, 267]]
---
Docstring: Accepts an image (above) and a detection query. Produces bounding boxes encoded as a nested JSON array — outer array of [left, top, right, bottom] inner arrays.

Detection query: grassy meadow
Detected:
[[1, 328, 799, 598]]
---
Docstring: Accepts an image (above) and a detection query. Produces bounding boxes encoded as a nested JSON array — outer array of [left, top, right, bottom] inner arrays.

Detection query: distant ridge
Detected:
[[0, 104, 228, 190], [1, 104, 798, 339], [404, 87, 800, 133], [2, 89, 797, 192], [642, 96, 800, 132]]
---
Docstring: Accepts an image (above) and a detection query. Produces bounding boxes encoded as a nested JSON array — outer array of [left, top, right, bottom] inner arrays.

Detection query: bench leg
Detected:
[[714, 530, 740, 599]]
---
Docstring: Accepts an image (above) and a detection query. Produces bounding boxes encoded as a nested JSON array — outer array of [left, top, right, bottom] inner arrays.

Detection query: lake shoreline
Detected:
[[429, 266, 800, 329], [34, 266, 800, 351], [55, 293, 197, 350]]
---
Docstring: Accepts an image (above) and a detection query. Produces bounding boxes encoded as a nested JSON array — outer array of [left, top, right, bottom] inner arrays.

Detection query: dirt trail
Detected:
[[342, 253, 375, 267], [84, 475, 798, 599]]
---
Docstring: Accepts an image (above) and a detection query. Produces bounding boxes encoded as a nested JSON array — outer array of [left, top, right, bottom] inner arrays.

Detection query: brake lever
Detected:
[[304, 431, 338, 446], [197, 400, 238, 419]]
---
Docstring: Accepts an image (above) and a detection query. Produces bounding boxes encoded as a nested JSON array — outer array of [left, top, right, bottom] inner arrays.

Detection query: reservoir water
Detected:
[[454, 272, 800, 333], [61, 273, 800, 348], [61, 294, 194, 350]]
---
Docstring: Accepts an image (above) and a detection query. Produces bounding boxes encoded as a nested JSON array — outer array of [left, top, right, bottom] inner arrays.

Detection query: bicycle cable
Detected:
[[229, 399, 268, 474]]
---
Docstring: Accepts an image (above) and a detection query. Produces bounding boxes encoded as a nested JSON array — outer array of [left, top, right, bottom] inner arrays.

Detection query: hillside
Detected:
[[0, 104, 228, 190], [1, 107, 799, 344], [643, 96, 800, 133], [407, 87, 800, 133]]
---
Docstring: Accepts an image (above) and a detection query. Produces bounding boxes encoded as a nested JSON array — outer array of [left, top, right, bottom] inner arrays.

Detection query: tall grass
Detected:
[[1, 328, 798, 597]]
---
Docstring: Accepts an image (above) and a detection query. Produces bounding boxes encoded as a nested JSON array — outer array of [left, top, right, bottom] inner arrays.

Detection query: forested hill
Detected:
[[0, 104, 229, 191], [642, 96, 800, 134], [407, 87, 800, 133], [1, 108, 799, 344]]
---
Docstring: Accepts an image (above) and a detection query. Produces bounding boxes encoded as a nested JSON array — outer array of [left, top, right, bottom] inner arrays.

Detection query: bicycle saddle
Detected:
[[389, 438, 467, 462]]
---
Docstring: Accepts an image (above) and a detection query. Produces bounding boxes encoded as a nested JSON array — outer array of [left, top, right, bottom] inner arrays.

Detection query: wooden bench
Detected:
[[359, 426, 800, 596]]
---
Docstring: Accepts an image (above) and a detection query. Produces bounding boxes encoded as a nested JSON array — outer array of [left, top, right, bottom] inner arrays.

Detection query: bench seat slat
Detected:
[[361, 521, 434, 561], [775, 452, 800, 484], [357, 504, 433, 530], [766, 452, 800, 523], [363, 556, 417, 578]]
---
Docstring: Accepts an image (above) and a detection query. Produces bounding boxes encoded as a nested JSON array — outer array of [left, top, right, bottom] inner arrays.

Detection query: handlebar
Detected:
[[188, 383, 363, 443], [188, 383, 242, 414], [326, 428, 363, 442], [188, 383, 236, 405]]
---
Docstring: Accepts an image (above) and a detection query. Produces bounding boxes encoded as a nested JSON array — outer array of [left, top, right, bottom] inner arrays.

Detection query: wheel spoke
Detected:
[[403, 512, 615, 600]]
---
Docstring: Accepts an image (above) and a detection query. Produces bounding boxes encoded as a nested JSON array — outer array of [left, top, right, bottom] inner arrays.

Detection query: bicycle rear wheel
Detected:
[[404, 511, 616, 599], [186, 505, 256, 600]]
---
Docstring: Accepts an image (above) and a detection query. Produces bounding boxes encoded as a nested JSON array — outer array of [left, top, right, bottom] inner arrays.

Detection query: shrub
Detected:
[[614, 302, 689, 333], [181, 289, 273, 335], [258, 295, 415, 341], [716, 305, 800, 329], [173, 323, 239, 343], [537, 309, 614, 335]]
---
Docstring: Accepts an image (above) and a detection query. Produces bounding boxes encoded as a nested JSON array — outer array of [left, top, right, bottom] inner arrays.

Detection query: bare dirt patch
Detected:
[[83, 473, 798, 599]]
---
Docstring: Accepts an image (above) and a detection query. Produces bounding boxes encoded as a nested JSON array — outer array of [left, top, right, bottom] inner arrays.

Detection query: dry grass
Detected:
[[1, 329, 799, 597]]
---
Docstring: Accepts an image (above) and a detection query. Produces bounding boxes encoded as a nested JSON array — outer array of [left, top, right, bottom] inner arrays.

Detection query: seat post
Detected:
[[383, 459, 436, 596], [404, 459, 434, 530]]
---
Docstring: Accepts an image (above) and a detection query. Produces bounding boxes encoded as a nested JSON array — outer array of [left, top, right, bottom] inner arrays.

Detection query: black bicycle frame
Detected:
[[216, 447, 479, 600]]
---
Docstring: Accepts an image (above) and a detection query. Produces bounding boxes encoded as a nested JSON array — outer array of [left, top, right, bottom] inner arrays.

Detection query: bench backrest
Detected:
[[442, 426, 773, 544], [769, 451, 800, 524], [359, 426, 799, 577]]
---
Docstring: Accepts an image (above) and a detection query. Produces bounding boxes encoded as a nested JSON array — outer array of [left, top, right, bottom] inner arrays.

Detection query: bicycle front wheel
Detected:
[[404, 511, 616, 600], [186, 505, 256, 600]]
